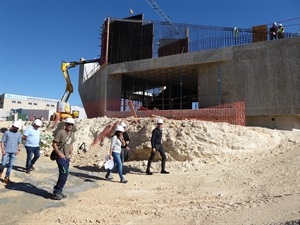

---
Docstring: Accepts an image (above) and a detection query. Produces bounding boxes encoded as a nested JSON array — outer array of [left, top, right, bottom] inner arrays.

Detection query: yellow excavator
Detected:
[[50, 58, 101, 122]]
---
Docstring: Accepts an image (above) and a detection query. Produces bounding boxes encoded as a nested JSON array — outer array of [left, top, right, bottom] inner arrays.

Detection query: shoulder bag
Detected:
[[50, 136, 71, 161]]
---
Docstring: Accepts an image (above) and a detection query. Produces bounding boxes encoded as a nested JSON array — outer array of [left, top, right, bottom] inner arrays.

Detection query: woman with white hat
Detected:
[[105, 125, 128, 183]]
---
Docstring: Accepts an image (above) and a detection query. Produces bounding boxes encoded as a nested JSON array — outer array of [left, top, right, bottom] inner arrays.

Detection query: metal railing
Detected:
[[109, 17, 299, 58], [151, 20, 299, 57]]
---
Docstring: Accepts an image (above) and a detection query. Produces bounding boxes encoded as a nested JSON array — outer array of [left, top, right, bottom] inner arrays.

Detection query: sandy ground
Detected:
[[0, 118, 300, 225]]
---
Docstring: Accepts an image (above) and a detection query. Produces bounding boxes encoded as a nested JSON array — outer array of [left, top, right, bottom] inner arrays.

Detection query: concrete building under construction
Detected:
[[77, 14, 300, 130]]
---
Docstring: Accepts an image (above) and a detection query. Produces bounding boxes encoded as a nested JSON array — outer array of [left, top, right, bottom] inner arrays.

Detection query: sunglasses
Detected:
[[65, 123, 74, 126]]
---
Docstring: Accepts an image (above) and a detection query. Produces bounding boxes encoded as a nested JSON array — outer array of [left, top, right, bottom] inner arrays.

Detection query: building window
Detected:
[[28, 102, 32, 105], [17, 101, 21, 104], [46, 104, 50, 107], [51, 104, 55, 107], [34, 103, 37, 105], [12, 100, 16, 103]]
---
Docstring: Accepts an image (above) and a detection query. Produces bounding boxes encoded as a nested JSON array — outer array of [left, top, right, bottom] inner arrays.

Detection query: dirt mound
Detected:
[[63, 117, 299, 172]]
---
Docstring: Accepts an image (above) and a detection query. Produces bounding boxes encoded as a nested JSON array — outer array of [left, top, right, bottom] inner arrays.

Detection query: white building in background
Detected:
[[0, 109, 9, 121], [0, 93, 87, 120]]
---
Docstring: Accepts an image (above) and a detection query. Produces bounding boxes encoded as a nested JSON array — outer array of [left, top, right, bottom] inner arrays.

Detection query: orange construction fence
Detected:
[[106, 101, 245, 126]]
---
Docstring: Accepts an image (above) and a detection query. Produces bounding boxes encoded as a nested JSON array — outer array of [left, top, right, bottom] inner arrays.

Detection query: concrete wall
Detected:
[[247, 115, 300, 130], [106, 73, 122, 111], [197, 37, 300, 116], [79, 37, 300, 130], [234, 38, 300, 116], [196, 37, 300, 130], [78, 65, 108, 118]]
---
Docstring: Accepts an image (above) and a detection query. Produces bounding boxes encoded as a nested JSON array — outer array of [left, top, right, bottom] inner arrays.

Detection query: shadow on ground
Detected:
[[4, 182, 53, 199], [74, 164, 145, 174], [12, 165, 27, 173], [69, 170, 106, 182]]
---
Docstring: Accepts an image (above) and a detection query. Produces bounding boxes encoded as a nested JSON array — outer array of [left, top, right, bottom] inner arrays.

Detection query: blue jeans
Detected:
[[25, 146, 40, 170], [0, 153, 17, 178], [53, 157, 70, 193], [106, 152, 124, 180]]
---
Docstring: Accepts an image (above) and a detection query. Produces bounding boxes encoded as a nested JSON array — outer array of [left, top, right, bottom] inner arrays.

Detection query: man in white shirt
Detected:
[[22, 119, 42, 174]]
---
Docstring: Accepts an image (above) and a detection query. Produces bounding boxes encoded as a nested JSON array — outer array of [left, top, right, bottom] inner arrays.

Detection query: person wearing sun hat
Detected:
[[0, 121, 22, 184]]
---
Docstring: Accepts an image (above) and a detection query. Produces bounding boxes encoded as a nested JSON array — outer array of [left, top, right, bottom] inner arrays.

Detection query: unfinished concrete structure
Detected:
[[77, 15, 300, 130]]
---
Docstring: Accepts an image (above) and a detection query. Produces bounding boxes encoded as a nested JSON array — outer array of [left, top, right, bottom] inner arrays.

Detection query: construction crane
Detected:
[[145, 0, 179, 35]]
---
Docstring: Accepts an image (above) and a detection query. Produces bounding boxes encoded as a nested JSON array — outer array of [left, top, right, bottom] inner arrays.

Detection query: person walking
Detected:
[[23, 119, 42, 174], [120, 121, 130, 175], [52, 117, 76, 200], [146, 118, 169, 175], [105, 125, 128, 183], [0, 121, 22, 184], [277, 23, 285, 39]]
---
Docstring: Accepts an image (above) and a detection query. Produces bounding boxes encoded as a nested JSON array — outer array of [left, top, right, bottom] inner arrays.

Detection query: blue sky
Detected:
[[0, 0, 299, 106]]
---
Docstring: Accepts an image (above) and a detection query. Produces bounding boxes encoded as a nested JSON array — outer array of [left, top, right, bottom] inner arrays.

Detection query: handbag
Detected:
[[50, 136, 71, 161], [50, 150, 58, 161]]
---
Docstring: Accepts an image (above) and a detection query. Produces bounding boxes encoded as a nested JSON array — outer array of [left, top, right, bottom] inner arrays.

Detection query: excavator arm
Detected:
[[60, 58, 101, 103], [61, 61, 79, 103], [51, 58, 101, 123]]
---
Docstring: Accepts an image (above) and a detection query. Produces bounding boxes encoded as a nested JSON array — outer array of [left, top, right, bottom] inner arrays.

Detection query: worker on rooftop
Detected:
[[269, 22, 278, 40], [278, 24, 285, 39]]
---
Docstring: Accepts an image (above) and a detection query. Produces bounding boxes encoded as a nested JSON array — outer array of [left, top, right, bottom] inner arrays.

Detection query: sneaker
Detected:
[[61, 192, 68, 198], [25, 170, 30, 174], [161, 170, 170, 174], [105, 174, 113, 180], [146, 170, 153, 175], [120, 179, 128, 183], [30, 166, 35, 171], [3, 177, 13, 184], [53, 192, 63, 200]]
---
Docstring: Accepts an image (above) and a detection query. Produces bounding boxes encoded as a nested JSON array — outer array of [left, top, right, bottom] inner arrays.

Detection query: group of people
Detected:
[[269, 22, 285, 40], [0, 117, 170, 200], [0, 118, 76, 201], [0, 119, 42, 183], [105, 118, 169, 184]]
